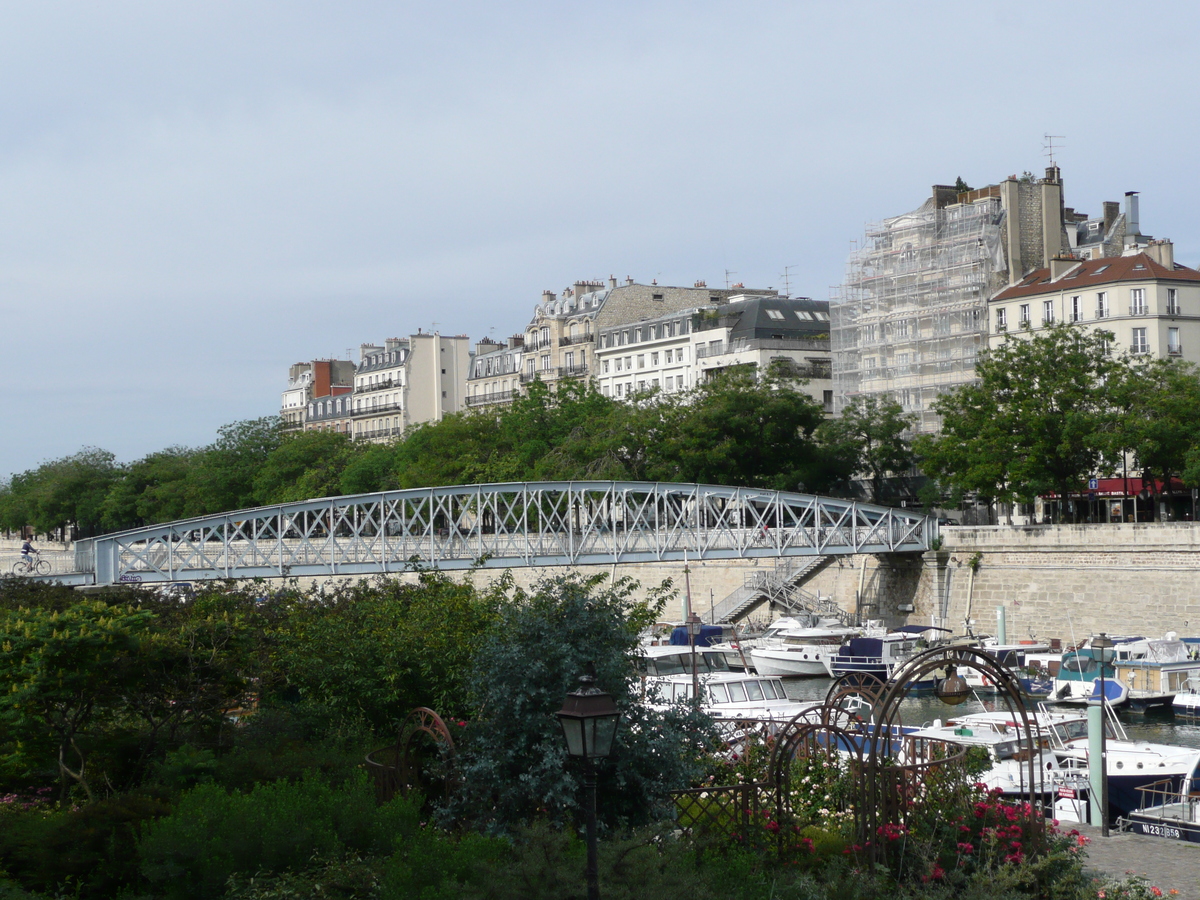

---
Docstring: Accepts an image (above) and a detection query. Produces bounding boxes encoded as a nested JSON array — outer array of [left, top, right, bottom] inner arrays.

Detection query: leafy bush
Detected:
[[0, 791, 171, 898], [139, 773, 402, 900]]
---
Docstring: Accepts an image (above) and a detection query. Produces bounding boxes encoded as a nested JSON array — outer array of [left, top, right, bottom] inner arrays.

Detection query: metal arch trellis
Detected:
[[862, 645, 1046, 866], [83, 481, 936, 585]]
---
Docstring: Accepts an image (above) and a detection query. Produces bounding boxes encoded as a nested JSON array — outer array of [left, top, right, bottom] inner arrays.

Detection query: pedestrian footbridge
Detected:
[[62, 481, 936, 586]]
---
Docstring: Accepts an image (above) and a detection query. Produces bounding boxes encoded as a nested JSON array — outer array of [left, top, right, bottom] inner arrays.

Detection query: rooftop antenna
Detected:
[[1043, 133, 1066, 168], [781, 264, 798, 298], [724, 269, 737, 289]]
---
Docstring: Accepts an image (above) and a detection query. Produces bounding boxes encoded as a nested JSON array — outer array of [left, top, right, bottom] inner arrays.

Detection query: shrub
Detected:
[[139, 773, 402, 900]]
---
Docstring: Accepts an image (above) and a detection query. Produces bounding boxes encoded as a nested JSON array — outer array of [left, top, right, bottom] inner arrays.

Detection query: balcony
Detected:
[[1041, 317, 1054, 326], [358, 379, 397, 393], [558, 364, 590, 378], [559, 333, 594, 347], [1129, 343, 1150, 356], [695, 343, 727, 359], [1095, 309, 1109, 319], [466, 390, 516, 407], [520, 371, 540, 384], [1168, 304, 1182, 316], [354, 401, 404, 415], [1169, 344, 1184, 356], [1129, 305, 1148, 317]]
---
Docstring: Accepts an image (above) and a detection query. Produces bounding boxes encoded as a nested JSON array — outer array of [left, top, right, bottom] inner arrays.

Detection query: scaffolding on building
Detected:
[[831, 193, 1007, 434]]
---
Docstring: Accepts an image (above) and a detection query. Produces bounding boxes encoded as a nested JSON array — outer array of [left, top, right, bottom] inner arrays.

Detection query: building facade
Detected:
[[830, 166, 1138, 433], [349, 332, 471, 442], [281, 359, 355, 431], [988, 243, 1200, 363], [466, 335, 525, 409]]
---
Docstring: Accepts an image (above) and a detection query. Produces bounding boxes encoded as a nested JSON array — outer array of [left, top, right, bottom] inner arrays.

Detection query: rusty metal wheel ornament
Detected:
[[397, 707, 459, 801]]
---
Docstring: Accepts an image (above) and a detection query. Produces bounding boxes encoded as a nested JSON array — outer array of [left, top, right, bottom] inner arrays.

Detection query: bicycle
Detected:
[[12, 552, 51, 576]]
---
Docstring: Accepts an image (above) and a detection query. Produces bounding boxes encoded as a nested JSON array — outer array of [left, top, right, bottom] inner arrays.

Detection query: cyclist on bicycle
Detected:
[[21, 538, 35, 566]]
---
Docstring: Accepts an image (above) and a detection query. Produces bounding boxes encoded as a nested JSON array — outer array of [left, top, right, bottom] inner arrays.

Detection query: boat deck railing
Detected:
[[1130, 778, 1197, 823]]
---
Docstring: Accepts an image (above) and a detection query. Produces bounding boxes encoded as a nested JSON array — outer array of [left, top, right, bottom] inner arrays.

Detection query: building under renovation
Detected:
[[829, 166, 1121, 433]]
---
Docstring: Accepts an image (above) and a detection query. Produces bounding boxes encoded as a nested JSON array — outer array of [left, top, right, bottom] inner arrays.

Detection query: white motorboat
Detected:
[[750, 624, 862, 677], [903, 711, 1067, 799], [947, 706, 1200, 819], [709, 615, 846, 672], [642, 670, 822, 741], [1111, 635, 1199, 712]]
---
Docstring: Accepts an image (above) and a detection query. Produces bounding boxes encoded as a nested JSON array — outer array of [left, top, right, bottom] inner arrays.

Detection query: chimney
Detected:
[[608, 274, 617, 289], [1125, 192, 1141, 236], [542, 290, 555, 304], [1044, 165, 1060, 184], [625, 276, 634, 285], [1146, 240, 1175, 269], [1102, 201, 1120, 235], [1049, 256, 1079, 280], [932, 184, 958, 209]]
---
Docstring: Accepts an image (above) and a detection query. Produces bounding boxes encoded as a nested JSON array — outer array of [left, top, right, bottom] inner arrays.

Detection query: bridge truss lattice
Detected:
[[79, 481, 936, 585]]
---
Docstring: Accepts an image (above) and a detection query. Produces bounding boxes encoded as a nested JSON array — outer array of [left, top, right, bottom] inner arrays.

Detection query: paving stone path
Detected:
[[1075, 824, 1200, 899]]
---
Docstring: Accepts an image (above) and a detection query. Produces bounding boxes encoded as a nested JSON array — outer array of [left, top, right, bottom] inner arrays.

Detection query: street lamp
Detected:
[[557, 673, 622, 900], [1091, 633, 1115, 836], [936, 664, 971, 706]]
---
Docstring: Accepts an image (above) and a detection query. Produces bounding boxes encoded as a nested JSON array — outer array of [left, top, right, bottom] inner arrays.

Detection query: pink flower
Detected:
[[1150, 888, 1163, 898]]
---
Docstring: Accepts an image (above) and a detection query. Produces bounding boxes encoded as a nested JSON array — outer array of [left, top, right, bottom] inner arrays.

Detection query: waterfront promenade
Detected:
[[1078, 823, 1200, 898]]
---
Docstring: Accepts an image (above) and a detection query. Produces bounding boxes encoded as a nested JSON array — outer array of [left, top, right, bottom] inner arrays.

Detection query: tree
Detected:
[[252, 430, 354, 505], [1109, 358, 1200, 519], [446, 574, 716, 832], [817, 395, 916, 503], [920, 324, 1118, 520], [0, 600, 152, 799], [0, 448, 120, 536], [184, 417, 283, 515], [650, 365, 834, 491], [99, 447, 198, 531]]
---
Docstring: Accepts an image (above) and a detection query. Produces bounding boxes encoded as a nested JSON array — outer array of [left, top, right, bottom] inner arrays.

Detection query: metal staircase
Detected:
[[704, 556, 852, 626]]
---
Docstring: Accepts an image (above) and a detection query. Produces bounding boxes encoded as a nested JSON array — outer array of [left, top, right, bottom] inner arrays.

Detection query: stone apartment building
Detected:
[[280, 359, 355, 431], [478, 277, 779, 408], [831, 165, 1136, 433], [466, 335, 525, 409], [348, 332, 471, 443], [988, 241, 1200, 363], [593, 295, 833, 410]]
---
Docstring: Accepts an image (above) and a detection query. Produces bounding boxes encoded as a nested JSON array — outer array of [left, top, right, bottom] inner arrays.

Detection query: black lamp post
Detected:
[[557, 673, 622, 900], [1091, 633, 1115, 836]]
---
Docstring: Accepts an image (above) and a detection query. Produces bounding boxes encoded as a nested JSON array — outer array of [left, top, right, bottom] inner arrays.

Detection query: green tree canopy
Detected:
[[919, 324, 1120, 517], [817, 394, 916, 503]]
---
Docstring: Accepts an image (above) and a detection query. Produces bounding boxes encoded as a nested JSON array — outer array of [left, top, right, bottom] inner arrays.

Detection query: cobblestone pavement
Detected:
[[1074, 824, 1200, 899]]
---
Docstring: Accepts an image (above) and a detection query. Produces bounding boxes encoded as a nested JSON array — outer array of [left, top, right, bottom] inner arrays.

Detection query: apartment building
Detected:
[[831, 166, 1134, 432], [280, 359, 355, 431], [349, 332, 471, 442], [988, 242, 1200, 363], [593, 295, 833, 409], [466, 335, 524, 409]]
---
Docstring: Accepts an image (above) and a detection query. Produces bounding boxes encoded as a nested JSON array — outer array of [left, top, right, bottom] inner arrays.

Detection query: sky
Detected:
[[3, 1, 1199, 480]]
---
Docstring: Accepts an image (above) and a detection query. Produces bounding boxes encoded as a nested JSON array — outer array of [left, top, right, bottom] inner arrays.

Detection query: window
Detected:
[[1071, 295, 1082, 322], [1019, 304, 1030, 325], [603, 360, 610, 373], [1169, 327, 1182, 355], [634, 328, 642, 342], [1042, 300, 1054, 324], [564, 351, 574, 368], [615, 358, 623, 371], [664, 349, 672, 363], [896, 319, 909, 338], [1130, 288, 1147, 316], [766, 308, 784, 320], [865, 357, 876, 372], [995, 308, 1007, 330], [541, 354, 551, 371], [637, 355, 645, 369], [1096, 292, 1109, 318], [679, 348, 687, 362], [1131, 327, 1148, 355], [624, 356, 632, 369], [1168, 288, 1180, 315], [526, 359, 535, 375], [665, 376, 673, 390], [651, 351, 659, 365], [652, 293, 663, 301]]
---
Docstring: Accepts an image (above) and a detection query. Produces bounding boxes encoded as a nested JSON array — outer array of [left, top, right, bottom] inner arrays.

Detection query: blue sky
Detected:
[[2, 1, 1198, 478]]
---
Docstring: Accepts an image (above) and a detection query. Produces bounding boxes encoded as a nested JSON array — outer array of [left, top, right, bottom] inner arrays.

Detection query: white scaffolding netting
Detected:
[[831, 194, 1007, 434]]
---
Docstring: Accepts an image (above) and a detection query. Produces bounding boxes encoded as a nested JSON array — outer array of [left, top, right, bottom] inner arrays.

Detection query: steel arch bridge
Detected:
[[76, 481, 937, 586]]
